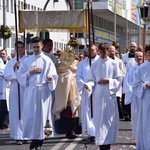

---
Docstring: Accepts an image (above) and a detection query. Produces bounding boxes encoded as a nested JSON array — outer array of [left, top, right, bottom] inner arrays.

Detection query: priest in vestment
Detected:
[[133, 45, 150, 150], [85, 43, 123, 150], [124, 51, 143, 137], [17, 37, 58, 150], [54, 49, 80, 138], [76, 44, 99, 143]]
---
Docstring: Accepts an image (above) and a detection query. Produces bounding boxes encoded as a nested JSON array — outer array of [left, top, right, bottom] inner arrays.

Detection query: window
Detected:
[[131, 36, 138, 44], [75, 33, 83, 38], [11, 0, 14, 13], [28, 4, 30, 10], [0, 38, 2, 47], [131, 28, 138, 31], [18, 1, 20, 9], [6, 0, 9, 12], [146, 35, 150, 44], [21, 1, 24, 9], [148, 27, 150, 30], [0, 0, 1, 10]]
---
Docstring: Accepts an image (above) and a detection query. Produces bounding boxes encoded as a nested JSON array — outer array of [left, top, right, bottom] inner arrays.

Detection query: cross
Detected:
[[124, 61, 127, 67]]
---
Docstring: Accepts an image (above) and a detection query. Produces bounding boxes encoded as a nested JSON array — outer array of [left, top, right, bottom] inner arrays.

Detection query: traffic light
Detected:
[[26, 32, 34, 44]]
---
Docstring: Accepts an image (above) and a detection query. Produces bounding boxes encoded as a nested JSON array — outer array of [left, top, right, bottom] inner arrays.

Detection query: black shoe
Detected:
[[81, 137, 95, 144], [30, 141, 36, 149], [16, 140, 23, 145], [35, 146, 41, 150], [66, 131, 77, 139], [1, 122, 8, 129], [124, 116, 131, 121], [22, 140, 28, 144]]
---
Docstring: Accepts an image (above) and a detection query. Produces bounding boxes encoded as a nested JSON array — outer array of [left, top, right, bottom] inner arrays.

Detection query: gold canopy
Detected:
[[19, 9, 88, 33]]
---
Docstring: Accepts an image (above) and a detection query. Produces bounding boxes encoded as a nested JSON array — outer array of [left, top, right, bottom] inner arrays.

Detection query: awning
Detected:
[[19, 9, 88, 33], [93, 9, 140, 29]]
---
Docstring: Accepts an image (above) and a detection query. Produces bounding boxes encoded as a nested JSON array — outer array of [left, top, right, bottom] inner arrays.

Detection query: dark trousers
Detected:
[[122, 94, 131, 118], [0, 100, 9, 128], [61, 106, 76, 134], [29, 139, 43, 149], [117, 97, 124, 119], [99, 144, 111, 150]]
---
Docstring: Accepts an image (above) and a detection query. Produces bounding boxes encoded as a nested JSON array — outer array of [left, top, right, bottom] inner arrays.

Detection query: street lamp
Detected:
[[139, 1, 149, 62]]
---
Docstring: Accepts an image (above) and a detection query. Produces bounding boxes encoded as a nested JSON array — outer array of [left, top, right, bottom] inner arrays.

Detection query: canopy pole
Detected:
[[14, 0, 21, 120], [87, 0, 93, 118]]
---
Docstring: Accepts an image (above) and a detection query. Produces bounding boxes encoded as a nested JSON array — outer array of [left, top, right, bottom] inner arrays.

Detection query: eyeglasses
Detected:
[[130, 46, 136, 48]]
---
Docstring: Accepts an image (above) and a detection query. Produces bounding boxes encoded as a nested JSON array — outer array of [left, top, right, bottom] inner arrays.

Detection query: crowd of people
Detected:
[[0, 37, 150, 150]]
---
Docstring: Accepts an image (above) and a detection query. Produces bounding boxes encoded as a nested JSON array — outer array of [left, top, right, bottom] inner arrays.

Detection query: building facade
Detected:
[[0, 0, 70, 56], [0, 0, 149, 56]]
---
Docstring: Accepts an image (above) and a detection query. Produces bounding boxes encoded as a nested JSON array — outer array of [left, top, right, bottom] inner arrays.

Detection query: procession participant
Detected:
[[124, 50, 143, 137], [121, 42, 137, 121], [76, 44, 99, 143], [133, 45, 150, 149], [42, 38, 58, 126], [42, 38, 58, 66], [16, 37, 58, 150], [4, 41, 27, 145], [108, 45, 126, 120], [0, 50, 9, 129], [85, 43, 123, 150], [54, 48, 80, 139]]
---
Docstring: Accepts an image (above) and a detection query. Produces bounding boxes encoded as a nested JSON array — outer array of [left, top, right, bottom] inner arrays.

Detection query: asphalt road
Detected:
[[0, 121, 136, 150]]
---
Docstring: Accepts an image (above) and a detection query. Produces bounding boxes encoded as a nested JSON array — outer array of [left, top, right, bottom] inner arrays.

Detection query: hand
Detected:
[[97, 78, 109, 85], [29, 66, 42, 74], [84, 84, 89, 89], [146, 82, 150, 89], [47, 75, 52, 81], [13, 61, 20, 70]]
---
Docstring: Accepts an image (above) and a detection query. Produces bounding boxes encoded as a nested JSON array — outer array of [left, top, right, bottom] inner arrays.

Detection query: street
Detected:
[[0, 121, 136, 150]]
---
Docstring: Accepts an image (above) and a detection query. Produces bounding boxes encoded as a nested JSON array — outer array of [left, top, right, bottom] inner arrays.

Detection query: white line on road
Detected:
[[50, 138, 68, 150], [64, 134, 82, 150], [50, 134, 82, 150]]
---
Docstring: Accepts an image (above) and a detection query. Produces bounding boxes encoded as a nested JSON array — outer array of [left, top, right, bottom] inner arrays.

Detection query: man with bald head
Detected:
[[122, 42, 137, 71], [108, 45, 126, 120], [121, 42, 137, 121]]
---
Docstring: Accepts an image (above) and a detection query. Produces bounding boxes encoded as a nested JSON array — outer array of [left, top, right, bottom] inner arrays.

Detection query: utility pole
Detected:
[[3, 0, 6, 49]]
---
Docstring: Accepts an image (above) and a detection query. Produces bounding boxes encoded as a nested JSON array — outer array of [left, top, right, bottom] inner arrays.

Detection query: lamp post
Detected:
[[139, 1, 149, 62]]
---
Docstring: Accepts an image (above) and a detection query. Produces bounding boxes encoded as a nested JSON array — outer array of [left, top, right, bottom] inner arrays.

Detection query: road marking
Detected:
[[64, 134, 82, 150], [50, 138, 68, 150]]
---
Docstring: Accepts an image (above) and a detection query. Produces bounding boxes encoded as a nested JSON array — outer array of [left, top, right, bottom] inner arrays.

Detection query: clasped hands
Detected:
[[29, 66, 42, 74], [29, 66, 52, 81], [97, 78, 109, 85], [84, 78, 109, 90]]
